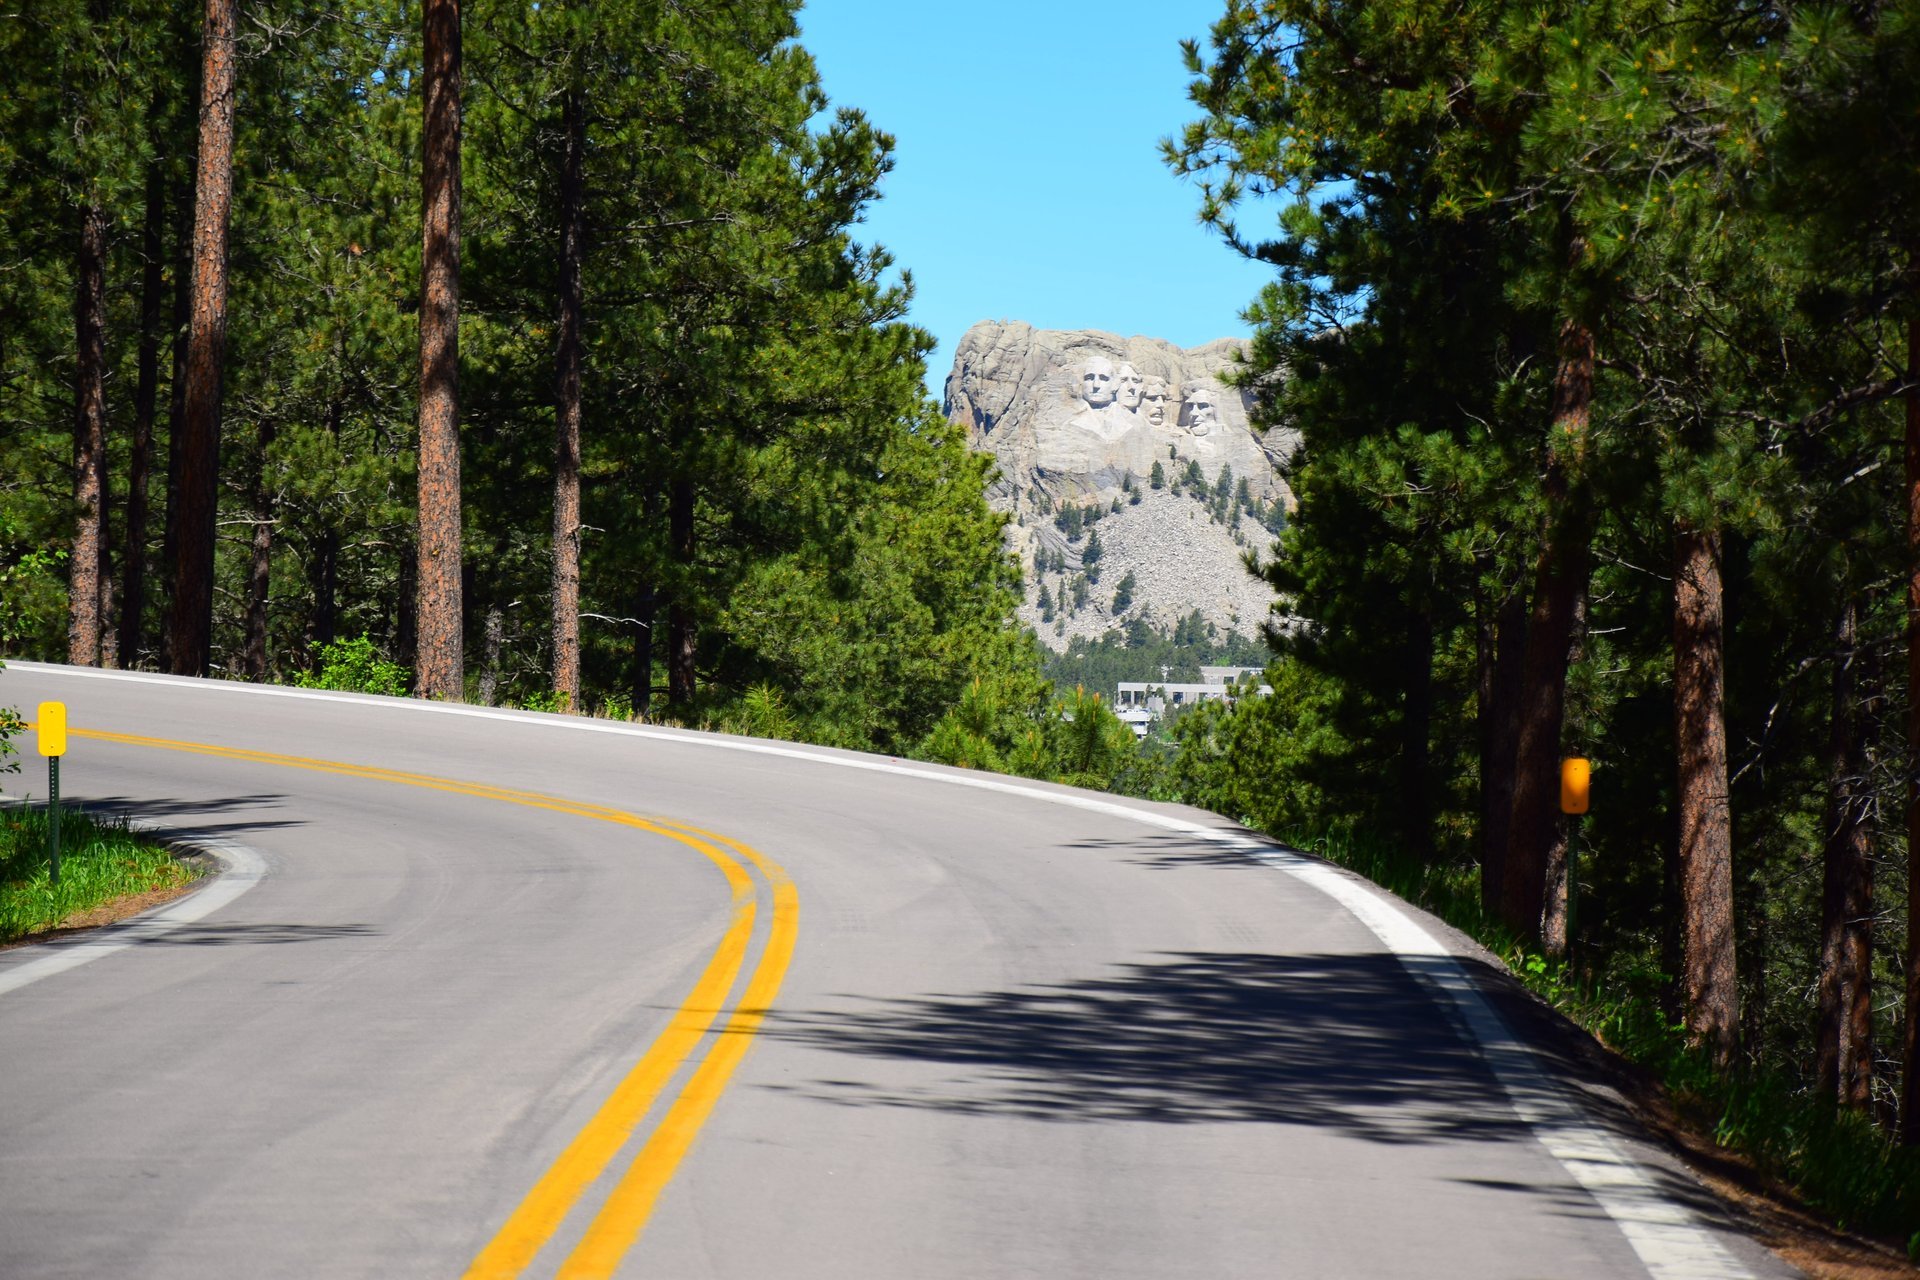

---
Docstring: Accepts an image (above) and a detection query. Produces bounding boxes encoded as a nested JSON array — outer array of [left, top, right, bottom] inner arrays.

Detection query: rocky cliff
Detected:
[[944, 320, 1294, 651]]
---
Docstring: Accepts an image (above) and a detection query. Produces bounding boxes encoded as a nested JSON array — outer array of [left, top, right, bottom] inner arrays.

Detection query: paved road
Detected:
[[0, 663, 1797, 1279]]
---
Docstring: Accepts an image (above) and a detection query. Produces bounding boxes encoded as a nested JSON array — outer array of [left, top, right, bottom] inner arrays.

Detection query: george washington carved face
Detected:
[[1080, 357, 1117, 408]]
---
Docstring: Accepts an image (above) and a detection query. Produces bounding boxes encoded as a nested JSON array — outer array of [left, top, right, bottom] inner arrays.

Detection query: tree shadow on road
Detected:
[[762, 950, 1530, 1145], [74, 793, 307, 839], [1056, 830, 1286, 871], [128, 922, 380, 946]]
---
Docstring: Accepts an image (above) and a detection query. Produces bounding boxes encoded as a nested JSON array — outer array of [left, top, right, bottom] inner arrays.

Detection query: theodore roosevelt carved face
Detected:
[[1115, 362, 1144, 411], [1184, 384, 1219, 435], [1142, 376, 1170, 426], [1080, 357, 1117, 408]]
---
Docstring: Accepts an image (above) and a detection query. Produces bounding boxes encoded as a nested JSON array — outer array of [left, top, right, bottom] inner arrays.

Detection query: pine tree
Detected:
[[414, 0, 464, 700], [167, 0, 238, 677]]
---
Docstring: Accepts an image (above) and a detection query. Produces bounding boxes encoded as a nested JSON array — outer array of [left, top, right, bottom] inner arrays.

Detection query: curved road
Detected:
[[0, 663, 1796, 1279]]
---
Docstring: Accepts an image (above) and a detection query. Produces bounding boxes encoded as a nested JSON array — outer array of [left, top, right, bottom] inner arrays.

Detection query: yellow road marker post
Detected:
[[36, 703, 66, 885], [1561, 756, 1590, 954]]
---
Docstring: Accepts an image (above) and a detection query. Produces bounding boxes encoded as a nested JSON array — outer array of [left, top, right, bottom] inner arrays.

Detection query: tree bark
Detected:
[[414, 0, 465, 701], [396, 536, 418, 677], [166, 0, 237, 677], [668, 476, 696, 708], [1818, 595, 1874, 1109], [476, 604, 504, 706], [119, 162, 166, 670], [308, 397, 342, 656], [632, 577, 656, 719], [1902, 294, 1920, 1142], [1673, 524, 1737, 1063], [551, 87, 585, 708], [241, 419, 275, 680], [1502, 313, 1596, 953], [1401, 604, 1435, 863], [67, 201, 111, 667], [158, 171, 192, 672], [1480, 582, 1528, 914]]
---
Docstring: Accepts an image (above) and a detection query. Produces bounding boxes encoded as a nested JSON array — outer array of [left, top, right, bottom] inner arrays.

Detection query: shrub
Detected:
[[295, 636, 409, 697]]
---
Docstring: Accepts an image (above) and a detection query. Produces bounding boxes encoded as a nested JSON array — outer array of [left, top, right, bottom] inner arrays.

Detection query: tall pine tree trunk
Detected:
[[476, 604, 504, 706], [158, 173, 192, 672], [668, 476, 696, 708], [395, 535, 418, 676], [414, 0, 464, 701], [1479, 582, 1527, 914], [1502, 312, 1595, 953], [1818, 595, 1874, 1109], [1902, 296, 1920, 1142], [1673, 524, 1737, 1063], [551, 88, 585, 707], [307, 397, 342, 657], [67, 201, 110, 667], [119, 163, 166, 669], [167, 0, 237, 677], [241, 419, 275, 680], [632, 578, 656, 719], [1401, 604, 1435, 863]]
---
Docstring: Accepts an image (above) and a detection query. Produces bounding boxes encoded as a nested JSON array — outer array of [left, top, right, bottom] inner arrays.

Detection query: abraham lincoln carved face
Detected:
[[1184, 385, 1218, 435]]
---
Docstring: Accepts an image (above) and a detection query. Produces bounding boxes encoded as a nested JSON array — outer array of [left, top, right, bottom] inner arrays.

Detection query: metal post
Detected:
[[48, 755, 61, 887]]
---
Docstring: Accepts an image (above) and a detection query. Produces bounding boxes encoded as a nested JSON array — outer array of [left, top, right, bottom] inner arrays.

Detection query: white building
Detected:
[[1114, 666, 1269, 737]]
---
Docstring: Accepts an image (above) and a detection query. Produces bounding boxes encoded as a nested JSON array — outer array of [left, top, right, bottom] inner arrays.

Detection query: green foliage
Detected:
[[1046, 686, 1138, 791], [293, 636, 410, 698], [0, 666, 21, 777], [1171, 657, 1344, 837], [0, 806, 198, 943], [1111, 571, 1137, 614], [1043, 616, 1263, 696], [1149, 461, 1166, 490], [1167, 0, 1920, 1235]]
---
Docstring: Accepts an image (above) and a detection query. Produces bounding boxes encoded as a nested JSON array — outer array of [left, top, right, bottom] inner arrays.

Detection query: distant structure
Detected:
[[1115, 666, 1269, 738]]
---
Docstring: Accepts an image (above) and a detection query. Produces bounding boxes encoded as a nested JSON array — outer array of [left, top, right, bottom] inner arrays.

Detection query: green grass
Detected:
[[0, 805, 199, 944], [1299, 827, 1920, 1244]]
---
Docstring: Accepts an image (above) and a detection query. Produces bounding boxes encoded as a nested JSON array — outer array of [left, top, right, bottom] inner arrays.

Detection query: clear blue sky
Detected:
[[796, 1, 1274, 401]]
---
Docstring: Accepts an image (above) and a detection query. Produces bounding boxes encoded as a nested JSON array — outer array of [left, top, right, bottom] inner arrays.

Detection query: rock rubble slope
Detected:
[[944, 320, 1295, 651]]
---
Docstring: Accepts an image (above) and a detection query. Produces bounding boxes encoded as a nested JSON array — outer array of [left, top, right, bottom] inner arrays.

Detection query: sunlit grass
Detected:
[[0, 805, 199, 944]]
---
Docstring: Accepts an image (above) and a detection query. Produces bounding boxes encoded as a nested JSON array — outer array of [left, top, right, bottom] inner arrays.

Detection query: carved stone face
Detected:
[[1116, 362, 1144, 411], [1184, 385, 1218, 435], [1142, 376, 1169, 426], [1081, 358, 1116, 408]]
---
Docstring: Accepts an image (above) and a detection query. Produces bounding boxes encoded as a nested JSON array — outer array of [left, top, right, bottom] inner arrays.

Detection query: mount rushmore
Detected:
[[944, 321, 1296, 651]]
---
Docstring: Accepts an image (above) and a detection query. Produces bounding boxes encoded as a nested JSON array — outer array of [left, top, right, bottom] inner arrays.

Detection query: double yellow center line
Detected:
[[73, 726, 798, 1279]]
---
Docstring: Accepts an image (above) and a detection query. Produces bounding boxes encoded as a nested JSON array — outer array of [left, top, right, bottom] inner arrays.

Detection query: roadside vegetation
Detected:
[[8, 0, 1917, 1256], [1162, 0, 1920, 1250], [0, 804, 198, 945]]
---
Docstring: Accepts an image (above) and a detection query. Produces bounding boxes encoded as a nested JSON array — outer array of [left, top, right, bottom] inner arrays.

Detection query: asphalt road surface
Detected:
[[0, 663, 1801, 1279]]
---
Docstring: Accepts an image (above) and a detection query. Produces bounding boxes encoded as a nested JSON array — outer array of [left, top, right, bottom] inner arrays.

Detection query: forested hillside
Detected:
[[1167, 0, 1920, 1230], [0, 0, 1041, 753]]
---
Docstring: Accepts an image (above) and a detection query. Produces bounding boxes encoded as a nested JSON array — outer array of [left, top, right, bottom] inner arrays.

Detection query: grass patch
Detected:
[[0, 805, 200, 944], [1299, 827, 1920, 1245]]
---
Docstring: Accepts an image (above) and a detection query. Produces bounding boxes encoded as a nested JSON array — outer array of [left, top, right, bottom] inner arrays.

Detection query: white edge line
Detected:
[[0, 810, 268, 997], [7, 663, 1754, 1276]]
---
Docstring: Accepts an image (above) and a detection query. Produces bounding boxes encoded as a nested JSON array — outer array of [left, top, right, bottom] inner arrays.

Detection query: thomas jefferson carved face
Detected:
[[1184, 385, 1219, 435], [1081, 358, 1117, 408], [1142, 376, 1170, 426], [1116, 362, 1144, 411]]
